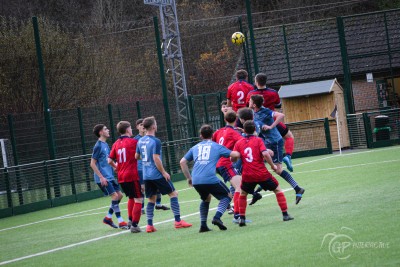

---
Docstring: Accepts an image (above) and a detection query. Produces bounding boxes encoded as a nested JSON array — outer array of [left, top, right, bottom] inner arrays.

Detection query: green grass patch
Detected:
[[0, 146, 399, 266]]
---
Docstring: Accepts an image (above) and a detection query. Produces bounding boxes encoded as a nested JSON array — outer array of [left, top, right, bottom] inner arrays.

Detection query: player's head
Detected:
[[93, 124, 109, 138], [220, 100, 232, 114], [136, 118, 145, 135], [238, 107, 253, 124], [200, 124, 213, 139], [143, 116, 157, 132], [236, 69, 248, 80], [250, 94, 264, 109], [224, 110, 237, 124], [255, 73, 267, 88], [116, 121, 132, 136], [243, 120, 256, 135]]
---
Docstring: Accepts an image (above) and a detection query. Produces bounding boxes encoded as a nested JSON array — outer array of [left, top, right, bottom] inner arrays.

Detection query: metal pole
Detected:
[[154, 16, 173, 142], [136, 101, 142, 119], [32, 17, 56, 160], [282, 25, 292, 84], [336, 17, 355, 114], [245, 0, 259, 74], [239, 16, 252, 83], [77, 107, 91, 191], [107, 104, 116, 142]]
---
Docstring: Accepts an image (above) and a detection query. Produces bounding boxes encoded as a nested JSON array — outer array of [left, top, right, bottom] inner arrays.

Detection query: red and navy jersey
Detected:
[[227, 80, 254, 111], [212, 126, 243, 168], [233, 135, 273, 182], [246, 88, 281, 110], [109, 136, 139, 183]]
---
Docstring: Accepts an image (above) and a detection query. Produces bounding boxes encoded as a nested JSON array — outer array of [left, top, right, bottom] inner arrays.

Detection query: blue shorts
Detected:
[[144, 178, 175, 198], [97, 180, 120, 196], [266, 138, 284, 164], [216, 165, 239, 183], [193, 181, 231, 201]]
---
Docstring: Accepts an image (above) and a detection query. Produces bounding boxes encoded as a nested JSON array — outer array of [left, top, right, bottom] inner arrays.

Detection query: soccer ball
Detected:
[[231, 32, 245, 45]]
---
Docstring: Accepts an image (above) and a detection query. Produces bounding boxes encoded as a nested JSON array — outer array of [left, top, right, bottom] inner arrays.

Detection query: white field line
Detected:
[[0, 188, 292, 266], [293, 146, 400, 167]]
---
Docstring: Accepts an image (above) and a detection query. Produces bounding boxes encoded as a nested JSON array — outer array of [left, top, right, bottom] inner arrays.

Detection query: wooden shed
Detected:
[[279, 79, 350, 151]]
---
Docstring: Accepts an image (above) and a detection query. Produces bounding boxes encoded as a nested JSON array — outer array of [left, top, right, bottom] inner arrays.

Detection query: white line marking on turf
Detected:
[[293, 159, 400, 174], [0, 188, 292, 266]]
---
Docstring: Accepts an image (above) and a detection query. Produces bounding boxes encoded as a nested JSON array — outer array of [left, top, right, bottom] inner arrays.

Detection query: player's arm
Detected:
[[107, 158, 117, 171], [262, 150, 277, 172], [153, 154, 170, 181], [262, 111, 284, 131], [230, 151, 241, 162], [90, 158, 108, 186], [227, 99, 232, 108], [179, 157, 192, 187], [135, 152, 141, 160]]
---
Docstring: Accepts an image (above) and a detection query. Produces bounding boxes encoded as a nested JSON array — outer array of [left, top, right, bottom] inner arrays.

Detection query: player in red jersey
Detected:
[[212, 111, 244, 221], [227, 70, 254, 112], [246, 73, 295, 172], [231, 120, 294, 226], [108, 121, 143, 233]]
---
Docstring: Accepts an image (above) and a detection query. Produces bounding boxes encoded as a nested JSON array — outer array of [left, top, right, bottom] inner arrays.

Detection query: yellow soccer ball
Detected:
[[231, 32, 245, 45]]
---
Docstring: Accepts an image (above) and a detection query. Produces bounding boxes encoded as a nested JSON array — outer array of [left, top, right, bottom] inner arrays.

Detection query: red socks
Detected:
[[234, 192, 240, 215], [276, 192, 288, 212], [285, 137, 294, 156], [132, 201, 142, 224], [127, 198, 134, 220], [239, 195, 247, 216]]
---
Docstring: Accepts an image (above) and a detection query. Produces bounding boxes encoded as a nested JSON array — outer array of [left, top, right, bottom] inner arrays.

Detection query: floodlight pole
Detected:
[[145, 0, 189, 133]]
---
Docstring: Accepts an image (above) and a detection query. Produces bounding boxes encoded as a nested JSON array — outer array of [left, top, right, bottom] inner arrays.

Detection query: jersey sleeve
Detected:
[[91, 143, 101, 160], [219, 144, 232, 158], [183, 148, 194, 162], [136, 141, 141, 154], [227, 85, 232, 99], [154, 138, 162, 155]]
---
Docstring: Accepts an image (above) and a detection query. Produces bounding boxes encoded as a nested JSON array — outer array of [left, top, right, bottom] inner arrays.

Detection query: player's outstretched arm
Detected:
[[230, 151, 240, 162]]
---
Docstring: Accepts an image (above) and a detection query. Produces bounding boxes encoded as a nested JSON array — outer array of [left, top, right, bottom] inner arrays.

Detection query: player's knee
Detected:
[[169, 190, 178, 198]]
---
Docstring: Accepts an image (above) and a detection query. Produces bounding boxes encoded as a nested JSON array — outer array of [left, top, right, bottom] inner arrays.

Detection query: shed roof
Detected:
[[279, 79, 342, 98]]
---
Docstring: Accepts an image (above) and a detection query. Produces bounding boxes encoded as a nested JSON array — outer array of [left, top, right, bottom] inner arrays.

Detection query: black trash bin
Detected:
[[374, 115, 390, 141]]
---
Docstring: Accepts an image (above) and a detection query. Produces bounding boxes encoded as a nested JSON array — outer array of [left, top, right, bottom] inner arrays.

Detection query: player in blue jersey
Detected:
[[90, 124, 128, 229], [135, 116, 192, 233], [249, 94, 305, 204], [180, 124, 234, 232], [134, 119, 170, 215]]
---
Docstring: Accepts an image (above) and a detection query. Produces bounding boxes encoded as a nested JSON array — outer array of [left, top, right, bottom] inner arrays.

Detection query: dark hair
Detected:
[[200, 124, 213, 139], [221, 100, 227, 106], [117, 121, 131, 135], [93, 124, 106, 138], [238, 107, 253, 121], [243, 120, 256, 134], [142, 116, 156, 130], [224, 110, 237, 123], [255, 73, 267, 87], [236, 69, 248, 80], [250, 94, 264, 108], [135, 118, 144, 126]]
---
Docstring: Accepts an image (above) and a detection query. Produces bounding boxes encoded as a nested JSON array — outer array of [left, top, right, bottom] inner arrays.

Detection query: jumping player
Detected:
[[246, 73, 295, 172], [249, 94, 305, 204]]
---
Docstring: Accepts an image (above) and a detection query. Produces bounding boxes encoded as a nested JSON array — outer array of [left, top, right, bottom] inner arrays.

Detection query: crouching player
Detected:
[[231, 121, 294, 226]]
